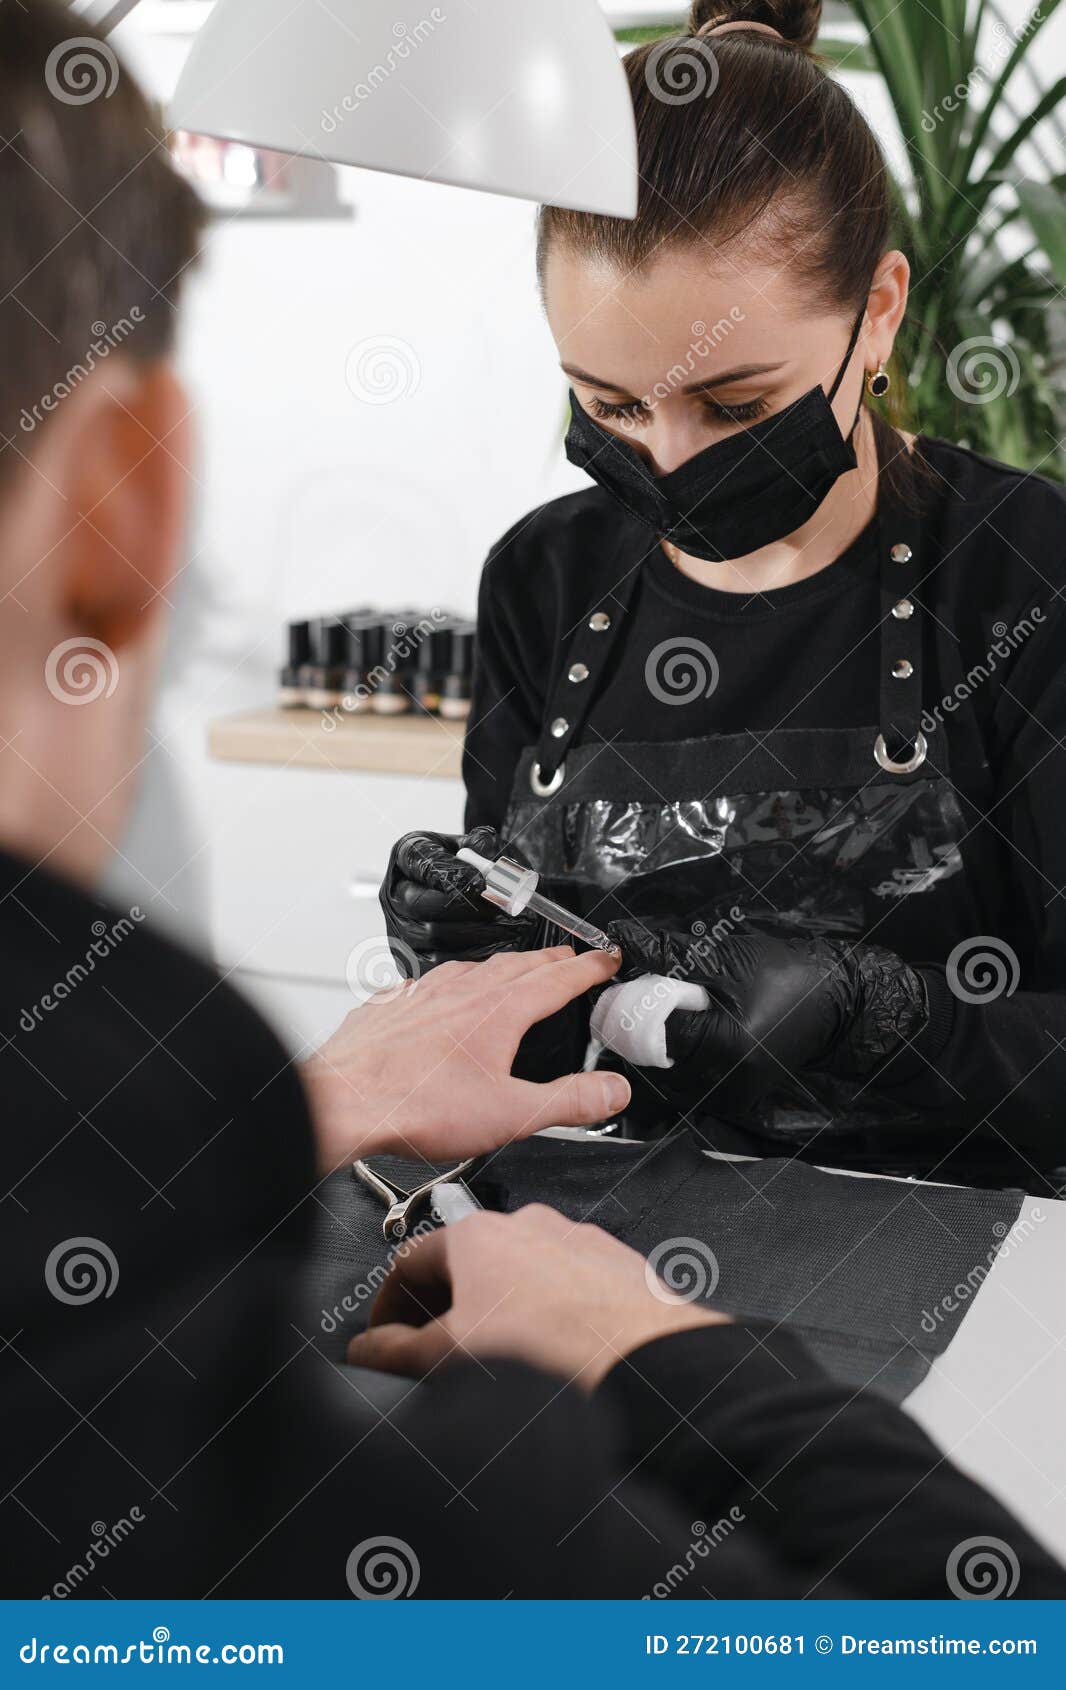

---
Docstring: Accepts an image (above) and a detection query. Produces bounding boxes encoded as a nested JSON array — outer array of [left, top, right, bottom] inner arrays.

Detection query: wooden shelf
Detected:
[[207, 707, 464, 779]]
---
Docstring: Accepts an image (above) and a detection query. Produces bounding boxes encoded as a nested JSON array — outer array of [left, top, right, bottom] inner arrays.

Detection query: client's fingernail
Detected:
[[604, 1074, 630, 1115]]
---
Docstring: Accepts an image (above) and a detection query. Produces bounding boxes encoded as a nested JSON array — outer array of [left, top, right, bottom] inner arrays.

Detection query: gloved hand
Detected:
[[381, 824, 542, 970], [606, 918, 928, 1120]]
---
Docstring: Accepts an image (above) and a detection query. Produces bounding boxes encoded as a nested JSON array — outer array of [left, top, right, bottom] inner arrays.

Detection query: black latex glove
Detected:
[[380, 824, 542, 969], [607, 918, 928, 1119]]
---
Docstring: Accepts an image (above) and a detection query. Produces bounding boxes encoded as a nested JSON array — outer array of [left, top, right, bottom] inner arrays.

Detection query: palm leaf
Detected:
[[1015, 180, 1066, 289], [845, 0, 1064, 473], [958, 0, 1064, 173]]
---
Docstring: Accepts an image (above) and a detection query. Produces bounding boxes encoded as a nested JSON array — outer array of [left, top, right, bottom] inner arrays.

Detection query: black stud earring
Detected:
[[867, 364, 890, 398]]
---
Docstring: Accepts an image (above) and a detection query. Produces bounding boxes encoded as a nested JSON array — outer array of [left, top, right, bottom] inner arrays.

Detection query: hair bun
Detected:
[[688, 0, 822, 51]]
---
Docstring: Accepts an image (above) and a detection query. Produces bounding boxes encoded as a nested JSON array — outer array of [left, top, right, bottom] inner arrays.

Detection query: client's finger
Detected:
[[471, 945, 574, 983], [505, 949, 621, 1029], [347, 1319, 457, 1378], [495, 1070, 631, 1138]]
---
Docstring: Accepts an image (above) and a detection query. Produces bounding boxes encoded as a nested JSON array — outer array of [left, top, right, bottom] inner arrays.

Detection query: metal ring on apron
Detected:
[[874, 730, 927, 775], [530, 760, 566, 797]]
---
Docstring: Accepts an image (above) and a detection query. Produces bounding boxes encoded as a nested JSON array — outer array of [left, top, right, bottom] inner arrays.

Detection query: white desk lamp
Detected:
[[71, 0, 638, 217]]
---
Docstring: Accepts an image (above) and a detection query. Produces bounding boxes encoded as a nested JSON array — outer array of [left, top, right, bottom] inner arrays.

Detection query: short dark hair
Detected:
[[0, 0, 203, 480]]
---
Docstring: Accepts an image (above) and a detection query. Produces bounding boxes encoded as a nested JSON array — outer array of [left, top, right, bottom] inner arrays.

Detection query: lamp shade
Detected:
[[169, 0, 638, 217]]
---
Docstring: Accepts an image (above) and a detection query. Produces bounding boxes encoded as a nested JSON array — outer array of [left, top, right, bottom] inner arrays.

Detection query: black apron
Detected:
[[501, 470, 1010, 1180]]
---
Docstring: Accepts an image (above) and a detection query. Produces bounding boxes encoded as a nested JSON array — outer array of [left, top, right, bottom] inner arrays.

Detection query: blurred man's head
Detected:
[[0, 0, 202, 882]]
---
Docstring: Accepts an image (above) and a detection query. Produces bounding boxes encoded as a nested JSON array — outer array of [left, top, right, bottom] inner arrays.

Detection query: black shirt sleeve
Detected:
[[462, 515, 597, 1081], [598, 1322, 1066, 1599], [463, 523, 549, 833], [274, 1317, 1065, 1598]]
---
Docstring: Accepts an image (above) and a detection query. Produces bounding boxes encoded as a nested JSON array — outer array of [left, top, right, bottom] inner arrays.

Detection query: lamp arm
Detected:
[[67, 0, 145, 36]]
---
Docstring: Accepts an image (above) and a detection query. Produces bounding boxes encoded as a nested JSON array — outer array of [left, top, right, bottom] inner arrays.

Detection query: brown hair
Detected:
[[539, 0, 913, 476], [540, 0, 887, 310], [0, 0, 203, 485]]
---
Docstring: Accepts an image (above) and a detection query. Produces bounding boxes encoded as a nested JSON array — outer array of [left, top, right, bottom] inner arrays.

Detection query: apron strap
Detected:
[[880, 445, 994, 805], [872, 429, 937, 778], [875, 507, 927, 776], [530, 564, 642, 795]]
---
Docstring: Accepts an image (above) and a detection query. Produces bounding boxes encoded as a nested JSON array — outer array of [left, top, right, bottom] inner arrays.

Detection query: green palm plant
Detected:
[[618, 3, 1066, 477]]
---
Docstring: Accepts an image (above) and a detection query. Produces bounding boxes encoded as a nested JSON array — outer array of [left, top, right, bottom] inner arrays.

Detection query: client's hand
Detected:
[[347, 1204, 729, 1389], [303, 947, 630, 1172]]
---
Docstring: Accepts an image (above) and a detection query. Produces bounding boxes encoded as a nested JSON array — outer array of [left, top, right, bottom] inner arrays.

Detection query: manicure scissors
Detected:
[[351, 1155, 487, 1240]]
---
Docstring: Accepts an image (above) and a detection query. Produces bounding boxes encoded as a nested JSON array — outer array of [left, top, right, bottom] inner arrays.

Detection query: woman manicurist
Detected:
[[383, 0, 1066, 1187]]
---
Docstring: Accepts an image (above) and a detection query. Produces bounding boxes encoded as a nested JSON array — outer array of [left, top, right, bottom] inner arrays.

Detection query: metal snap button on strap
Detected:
[[531, 714, 574, 795], [568, 662, 589, 683], [588, 611, 611, 631], [530, 760, 566, 796], [874, 730, 927, 774]]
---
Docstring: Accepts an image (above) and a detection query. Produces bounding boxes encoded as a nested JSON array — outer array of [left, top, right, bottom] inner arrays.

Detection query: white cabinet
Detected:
[[207, 754, 464, 1051]]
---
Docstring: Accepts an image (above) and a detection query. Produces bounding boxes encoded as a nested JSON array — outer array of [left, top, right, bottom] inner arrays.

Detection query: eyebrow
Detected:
[[561, 360, 787, 395]]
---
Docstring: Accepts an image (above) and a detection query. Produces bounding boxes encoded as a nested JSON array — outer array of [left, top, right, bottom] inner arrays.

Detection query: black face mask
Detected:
[[564, 312, 866, 562]]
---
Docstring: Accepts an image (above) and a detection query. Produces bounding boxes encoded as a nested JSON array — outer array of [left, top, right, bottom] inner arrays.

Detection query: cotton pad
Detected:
[[590, 974, 709, 1069]]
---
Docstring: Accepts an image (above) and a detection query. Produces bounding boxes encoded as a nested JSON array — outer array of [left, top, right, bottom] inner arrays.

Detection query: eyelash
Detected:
[[588, 395, 769, 427]]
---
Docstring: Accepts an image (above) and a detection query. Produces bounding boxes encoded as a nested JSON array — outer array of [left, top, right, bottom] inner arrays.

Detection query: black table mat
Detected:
[[303, 1132, 1024, 1404]]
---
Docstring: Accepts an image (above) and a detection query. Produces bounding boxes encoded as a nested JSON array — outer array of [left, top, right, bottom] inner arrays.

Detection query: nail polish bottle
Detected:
[[304, 618, 348, 710], [371, 613, 414, 716], [412, 620, 453, 715], [355, 617, 386, 711], [337, 615, 371, 714], [278, 621, 311, 708], [439, 622, 476, 720]]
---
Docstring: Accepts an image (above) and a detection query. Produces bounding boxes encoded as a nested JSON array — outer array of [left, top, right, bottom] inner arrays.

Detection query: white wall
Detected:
[[107, 21, 589, 945]]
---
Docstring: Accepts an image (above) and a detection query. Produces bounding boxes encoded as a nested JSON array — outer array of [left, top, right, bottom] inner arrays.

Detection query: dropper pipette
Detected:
[[455, 848, 620, 956]]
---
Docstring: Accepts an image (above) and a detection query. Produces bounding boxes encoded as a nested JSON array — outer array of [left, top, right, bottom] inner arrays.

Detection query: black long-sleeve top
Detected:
[[463, 437, 1066, 1177], [1, 844, 1062, 1597]]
